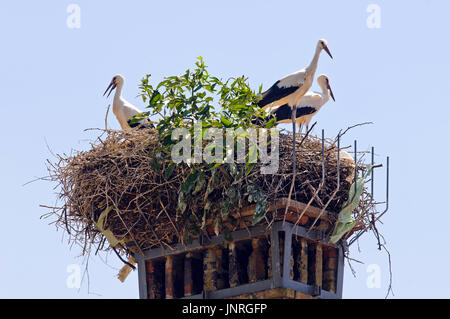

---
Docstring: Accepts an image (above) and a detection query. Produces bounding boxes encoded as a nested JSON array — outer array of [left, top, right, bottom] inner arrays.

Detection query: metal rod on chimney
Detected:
[[371, 146, 374, 198]]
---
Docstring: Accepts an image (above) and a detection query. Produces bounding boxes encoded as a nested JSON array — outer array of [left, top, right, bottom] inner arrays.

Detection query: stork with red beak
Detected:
[[265, 74, 335, 134], [257, 39, 333, 110], [103, 74, 150, 130]]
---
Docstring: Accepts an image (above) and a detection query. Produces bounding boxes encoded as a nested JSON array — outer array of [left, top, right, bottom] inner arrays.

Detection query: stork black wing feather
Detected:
[[257, 81, 299, 107], [127, 119, 154, 129], [271, 104, 316, 122], [295, 106, 316, 118]]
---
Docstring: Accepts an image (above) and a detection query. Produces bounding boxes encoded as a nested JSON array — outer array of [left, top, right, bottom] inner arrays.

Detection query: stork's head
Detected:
[[103, 74, 125, 98], [317, 74, 335, 101], [318, 39, 333, 59]]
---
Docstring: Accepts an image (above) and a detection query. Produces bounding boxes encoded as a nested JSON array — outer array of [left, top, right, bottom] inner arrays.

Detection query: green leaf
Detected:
[[221, 199, 231, 217], [164, 163, 175, 180], [177, 193, 187, 215], [329, 165, 375, 244], [205, 168, 217, 196], [245, 162, 255, 175], [220, 114, 232, 127], [128, 111, 150, 125], [150, 156, 161, 173], [182, 171, 199, 194], [95, 206, 125, 248], [248, 144, 257, 162], [192, 171, 206, 195], [164, 133, 175, 146], [252, 201, 268, 225], [150, 90, 162, 105], [245, 183, 268, 224]]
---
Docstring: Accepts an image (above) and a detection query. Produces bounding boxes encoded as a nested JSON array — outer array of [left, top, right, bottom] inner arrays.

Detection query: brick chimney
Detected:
[[134, 199, 345, 299]]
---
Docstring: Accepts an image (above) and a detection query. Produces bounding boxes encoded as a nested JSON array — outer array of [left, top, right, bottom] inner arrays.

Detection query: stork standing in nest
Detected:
[[257, 39, 333, 110], [264, 74, 335, 135], [258, 40, 334, 214], [103, 74, 150, 130]]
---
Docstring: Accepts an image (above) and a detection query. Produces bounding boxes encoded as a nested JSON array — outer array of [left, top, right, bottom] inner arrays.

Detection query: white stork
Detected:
[[266, 74, 335, 134], [257, 39, 333, 110], [103, 74, 150, 130]]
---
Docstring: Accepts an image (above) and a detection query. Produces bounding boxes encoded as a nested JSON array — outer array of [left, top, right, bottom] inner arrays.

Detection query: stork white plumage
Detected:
[[258, 39, 333, 110], [259, 40, 334, 211], [266, 74, 335, 134], [103, 74, 149, 130]]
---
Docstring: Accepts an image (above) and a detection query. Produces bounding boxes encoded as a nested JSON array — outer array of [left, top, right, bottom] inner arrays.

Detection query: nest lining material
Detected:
[[45, 128, 366, 257]]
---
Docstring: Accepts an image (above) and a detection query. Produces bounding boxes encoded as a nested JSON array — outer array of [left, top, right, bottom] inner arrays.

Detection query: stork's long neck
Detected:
[[318, 81, 330, 103], [305, 45, 322, 74], [112, 83, 124, 116], [113, 83, 124, 102]]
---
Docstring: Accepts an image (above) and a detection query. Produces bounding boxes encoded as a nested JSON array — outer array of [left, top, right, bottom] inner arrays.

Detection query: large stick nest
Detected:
[[45, 128, 366, 256]]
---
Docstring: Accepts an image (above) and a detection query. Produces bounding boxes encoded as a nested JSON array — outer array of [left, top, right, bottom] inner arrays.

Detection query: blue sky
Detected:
[[1, 0, 449, 298]]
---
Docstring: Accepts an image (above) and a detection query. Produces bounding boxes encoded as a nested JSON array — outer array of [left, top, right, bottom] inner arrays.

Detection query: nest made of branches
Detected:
[[44, 128, 371, 257]]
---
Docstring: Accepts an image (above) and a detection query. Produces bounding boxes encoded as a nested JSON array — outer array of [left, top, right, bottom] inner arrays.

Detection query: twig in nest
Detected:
[[63, 207, 71, 235], [346, 255, 357, 277], [44, 137, 57, 159], [112, 246, 136, 270], [334, 122, 373, 142], [381, 243, 394, 299], [159, 198, 181, 241], [105, 104, 111, 130], [345, 255, 364, 264]]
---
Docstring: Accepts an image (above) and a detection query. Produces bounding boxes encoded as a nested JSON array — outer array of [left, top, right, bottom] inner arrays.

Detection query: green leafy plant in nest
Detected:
[[132, 57, 276, 242]]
